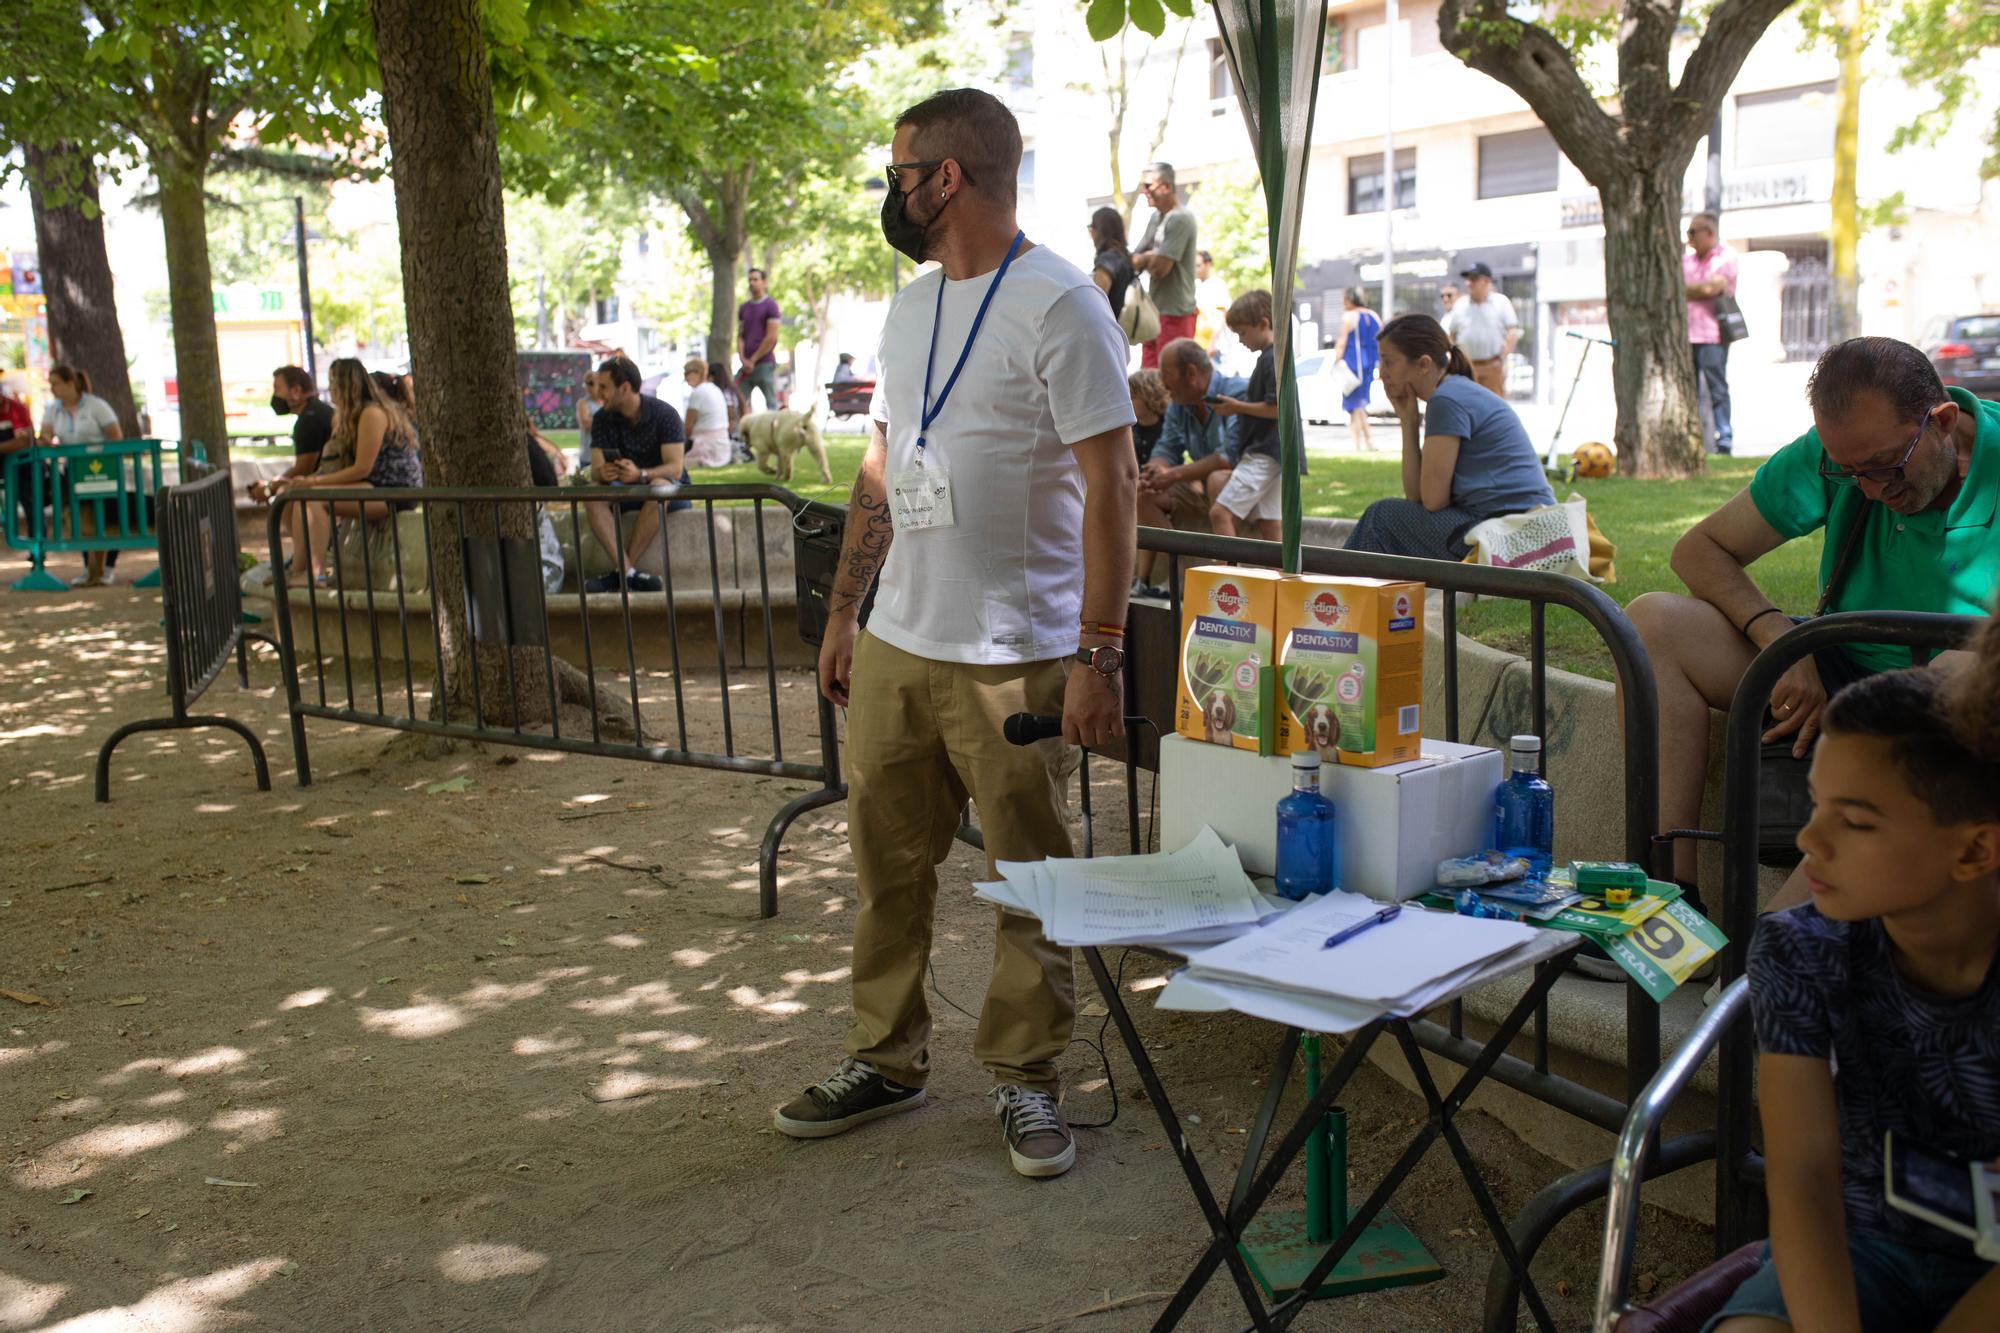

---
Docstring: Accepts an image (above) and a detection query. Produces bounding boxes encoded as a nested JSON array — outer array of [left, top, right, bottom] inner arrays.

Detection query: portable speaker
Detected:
[[793, 509, 875, 648]]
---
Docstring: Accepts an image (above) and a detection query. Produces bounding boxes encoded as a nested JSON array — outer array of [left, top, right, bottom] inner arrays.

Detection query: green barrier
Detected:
[[2, 438, 182, 592]]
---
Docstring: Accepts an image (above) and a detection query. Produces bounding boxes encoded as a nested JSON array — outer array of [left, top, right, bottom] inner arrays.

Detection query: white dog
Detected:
[[743, 408, 832, 485]]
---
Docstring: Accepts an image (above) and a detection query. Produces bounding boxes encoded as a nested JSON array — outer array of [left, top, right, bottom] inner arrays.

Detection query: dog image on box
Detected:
[[1299, 701, 1339, 760], [1175, 566, 1281, 753], [743, 409, 832, 485], [1275, 575, 1425, 768], [1203, 691, 1237, 744]]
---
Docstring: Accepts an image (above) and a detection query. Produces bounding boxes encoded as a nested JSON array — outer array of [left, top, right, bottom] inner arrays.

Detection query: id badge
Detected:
[[889, 465, 955, 532]]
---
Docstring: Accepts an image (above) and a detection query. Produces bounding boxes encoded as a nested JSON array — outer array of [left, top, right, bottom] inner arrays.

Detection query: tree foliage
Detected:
[[503, 187, 642, 347], [1883, 0, 2000, 176], [518, 0, 946, 359], [1192, 162, 1269, 297], [1083, 0, 1196, 42], [0, 0, 378, 469]]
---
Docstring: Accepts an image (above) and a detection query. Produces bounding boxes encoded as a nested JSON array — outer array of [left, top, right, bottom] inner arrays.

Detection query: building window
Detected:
[[1734, 82, 1837, 168], [1477, 127, 1560, 199], [1353, 17, 1409, 70], [1005, 33, 1033, 92], [1755, 238, 1834, 361], [1208, 38, 1233, 115], [1321, 19, 1345, 75], [1347, 148, 1415, 214]]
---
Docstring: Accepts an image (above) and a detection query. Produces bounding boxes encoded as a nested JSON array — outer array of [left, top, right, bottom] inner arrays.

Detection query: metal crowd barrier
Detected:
[[95, 459, 280, 800], [1713, 609, 1981, 1255], [265, 482, 843, 919], [4, 437, 171, 591], [1126, 529, 1666, 1333]]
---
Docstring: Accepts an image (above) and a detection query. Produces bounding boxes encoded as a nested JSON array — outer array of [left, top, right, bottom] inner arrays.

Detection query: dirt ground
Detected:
[[1, 548, 1716, 1332]]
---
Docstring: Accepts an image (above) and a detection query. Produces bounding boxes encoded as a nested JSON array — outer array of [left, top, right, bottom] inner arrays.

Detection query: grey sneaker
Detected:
[[772, 1056, 924, 1139], [994, 1084, 1075, 1179]]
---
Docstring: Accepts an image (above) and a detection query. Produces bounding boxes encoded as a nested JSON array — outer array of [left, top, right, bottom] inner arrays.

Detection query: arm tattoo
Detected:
[[829, 488, 893, 615]]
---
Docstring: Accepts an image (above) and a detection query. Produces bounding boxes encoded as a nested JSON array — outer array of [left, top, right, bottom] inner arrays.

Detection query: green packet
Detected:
[[1538, 880, 1682, 938]]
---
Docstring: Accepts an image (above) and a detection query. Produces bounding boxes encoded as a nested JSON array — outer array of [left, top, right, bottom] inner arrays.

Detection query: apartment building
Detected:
[[1026, 1, 2000, 414]]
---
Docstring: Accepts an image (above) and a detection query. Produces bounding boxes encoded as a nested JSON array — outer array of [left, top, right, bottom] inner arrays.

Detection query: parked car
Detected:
[[1293, 351, 1387, 425], [1924, 314, 2000, 399]]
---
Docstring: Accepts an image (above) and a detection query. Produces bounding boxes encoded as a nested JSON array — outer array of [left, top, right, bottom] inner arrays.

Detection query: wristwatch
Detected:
[[1075, 644, 1125, 676]]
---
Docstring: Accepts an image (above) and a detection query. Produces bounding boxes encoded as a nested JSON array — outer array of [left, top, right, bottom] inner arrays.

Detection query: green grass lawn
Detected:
[[527, 434, 1821, 681]]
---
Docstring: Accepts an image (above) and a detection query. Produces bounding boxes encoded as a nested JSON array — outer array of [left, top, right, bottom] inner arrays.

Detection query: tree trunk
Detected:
[[1601, 167, 1702, 477], [678, 171, 748, 366], [155, 163, 230, 474], [370, 0, 635, 737], [1103, 32, 1131, 225], [1828, 6, 1864, 343], [25, 144, 141, 438]]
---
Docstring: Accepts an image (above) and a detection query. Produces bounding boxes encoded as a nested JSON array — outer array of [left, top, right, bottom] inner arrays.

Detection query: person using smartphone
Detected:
[[1717, 614, 2000, 1331], [580, 355, 687, 594]]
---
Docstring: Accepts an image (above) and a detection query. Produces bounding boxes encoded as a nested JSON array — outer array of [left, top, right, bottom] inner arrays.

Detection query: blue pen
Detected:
[[1321, 903, 1402, 951]]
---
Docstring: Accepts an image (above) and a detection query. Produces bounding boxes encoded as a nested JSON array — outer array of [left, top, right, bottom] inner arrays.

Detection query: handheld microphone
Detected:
[[1002, 712, 1155, 745]]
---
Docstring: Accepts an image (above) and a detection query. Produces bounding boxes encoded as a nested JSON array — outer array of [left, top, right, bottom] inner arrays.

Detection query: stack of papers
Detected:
[[1158, 890, 1546, 1033], [974, 826, 1285, 948]]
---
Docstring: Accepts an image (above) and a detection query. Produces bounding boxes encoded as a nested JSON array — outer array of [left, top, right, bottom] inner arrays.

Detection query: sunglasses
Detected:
[[884, 159, 971, 191], [1819, 405, 1940, 487]]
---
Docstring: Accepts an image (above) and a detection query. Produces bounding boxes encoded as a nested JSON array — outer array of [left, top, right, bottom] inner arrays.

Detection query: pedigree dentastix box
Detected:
[[1174, 566, 1280, 753], [1275, 575, 1425, 768]]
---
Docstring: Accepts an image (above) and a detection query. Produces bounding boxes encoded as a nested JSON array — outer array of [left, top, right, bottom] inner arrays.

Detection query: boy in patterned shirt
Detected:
[[1718, 619, 2000, 1331]]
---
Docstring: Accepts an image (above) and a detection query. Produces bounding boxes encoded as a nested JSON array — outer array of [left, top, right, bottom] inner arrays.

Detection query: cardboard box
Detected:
[[1274, 575, 1424, 768], [1159, 732, 1502, 901], [1174, 565, 1282, 753]]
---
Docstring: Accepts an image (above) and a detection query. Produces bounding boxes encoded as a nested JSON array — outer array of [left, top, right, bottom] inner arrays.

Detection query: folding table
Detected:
[[1082, 929, 1583, 1331]]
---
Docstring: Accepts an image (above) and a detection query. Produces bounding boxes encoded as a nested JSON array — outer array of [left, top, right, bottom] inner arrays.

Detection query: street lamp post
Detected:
[[294, 196, 317, 381], [1381, 0, 1397, 321]]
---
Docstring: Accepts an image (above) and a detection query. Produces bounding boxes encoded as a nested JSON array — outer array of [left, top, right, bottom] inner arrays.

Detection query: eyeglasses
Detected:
[[1819, 406, 1939, 487], [885, 160, 943, 191]]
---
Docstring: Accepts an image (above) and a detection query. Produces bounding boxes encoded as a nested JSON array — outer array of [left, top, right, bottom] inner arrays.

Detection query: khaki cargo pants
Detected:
[[842, 631, 1076, 1093]]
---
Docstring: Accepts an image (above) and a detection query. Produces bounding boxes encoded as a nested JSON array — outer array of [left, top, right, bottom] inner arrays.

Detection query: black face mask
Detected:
[[270, 394, 295, 416], [880, 169, 949, 263]]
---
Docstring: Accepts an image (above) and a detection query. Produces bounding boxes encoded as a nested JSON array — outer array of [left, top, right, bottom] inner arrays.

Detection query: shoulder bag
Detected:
[[1712, 293, 1749, 345], [1119, 282, 1161, 347]]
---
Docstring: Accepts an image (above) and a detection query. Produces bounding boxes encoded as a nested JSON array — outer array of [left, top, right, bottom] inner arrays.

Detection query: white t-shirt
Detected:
[[683, 380, 731, 466], [867, 243, 1134, 666], [41, 392, 119, 442], [1442, 292, 1519, 361]]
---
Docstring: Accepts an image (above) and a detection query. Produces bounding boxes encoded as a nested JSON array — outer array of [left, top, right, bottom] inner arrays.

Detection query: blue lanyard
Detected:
[[916, 230, 1025, 464]]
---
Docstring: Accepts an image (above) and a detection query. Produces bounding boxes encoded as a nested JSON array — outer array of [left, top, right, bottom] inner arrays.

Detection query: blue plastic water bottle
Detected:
[[1493, 734, 1555, 875], [1276, 751, 1338, 901]]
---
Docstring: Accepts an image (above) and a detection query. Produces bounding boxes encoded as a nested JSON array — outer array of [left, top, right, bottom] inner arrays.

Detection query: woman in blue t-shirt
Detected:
[[1343, 314, 1553, 561]]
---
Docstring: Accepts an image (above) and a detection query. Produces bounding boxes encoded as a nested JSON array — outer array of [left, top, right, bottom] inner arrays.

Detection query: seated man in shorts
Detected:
[[581, 355, 687, 595], [1135, 337, 1239, 596]]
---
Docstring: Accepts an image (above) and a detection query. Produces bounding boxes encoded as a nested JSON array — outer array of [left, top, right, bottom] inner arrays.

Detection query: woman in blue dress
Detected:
[[1330, 287, 1381, 450]]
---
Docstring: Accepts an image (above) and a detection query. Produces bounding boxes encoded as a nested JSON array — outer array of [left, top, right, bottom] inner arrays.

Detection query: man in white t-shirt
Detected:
[[772, 88, 1137, 1180], [680, 358, 732, 469], [1442, 262, 1518, 397]]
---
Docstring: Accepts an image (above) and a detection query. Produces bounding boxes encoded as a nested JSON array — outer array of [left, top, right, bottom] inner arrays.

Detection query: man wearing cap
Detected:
[[1442, 262, 1519, 398]]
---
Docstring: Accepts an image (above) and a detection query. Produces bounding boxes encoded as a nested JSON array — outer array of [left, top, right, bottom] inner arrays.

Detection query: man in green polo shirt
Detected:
[[1630, 336, 1995, 911]]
